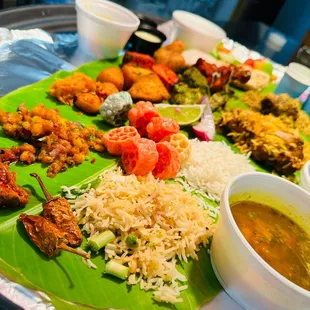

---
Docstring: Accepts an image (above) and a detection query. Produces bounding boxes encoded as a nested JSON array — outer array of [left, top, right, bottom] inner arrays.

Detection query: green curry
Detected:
[[231, 201, 310, 291], [170, 67, 210, 105]]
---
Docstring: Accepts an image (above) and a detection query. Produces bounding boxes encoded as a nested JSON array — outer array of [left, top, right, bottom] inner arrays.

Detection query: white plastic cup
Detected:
[[172, 10, 226, 53], [275, 62, 310, 98], [76, 0, 140, 59], [211, 172, 310, 310]]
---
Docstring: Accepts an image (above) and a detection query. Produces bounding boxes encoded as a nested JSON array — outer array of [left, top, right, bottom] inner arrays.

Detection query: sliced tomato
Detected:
[[121, 138, 158, 176], [128, 101, 160, 136], [244, 59, 255, 67], [122, 52, 155, 69], [152, 64, 179, 91], [152, 142, 180, 180], [146, 117, 180, 142], [103, 126, 140, 156]]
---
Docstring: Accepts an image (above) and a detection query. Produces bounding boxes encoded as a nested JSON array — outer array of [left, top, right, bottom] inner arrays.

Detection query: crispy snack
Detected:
[[96, 82, 118, 99], [0, 144, 36, 164], [75, 92, 103, 114], [19, 214, 89, 258], [161, 133, 192, 164], [50, 72, 96, 106], [0, 163, 29, 209], [128, 74, 171, 103], [122, 64, 153, 89], [96, 66, 124, 91], [31, 173, 83, 247], [154, 40, 186, 72], [122, 52, 155, 69], [0, 104, 105, 177], [218, 109, 304, 175]]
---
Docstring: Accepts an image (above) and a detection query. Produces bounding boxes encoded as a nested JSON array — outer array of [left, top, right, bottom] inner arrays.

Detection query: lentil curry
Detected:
[[231, 201, 310, 291]]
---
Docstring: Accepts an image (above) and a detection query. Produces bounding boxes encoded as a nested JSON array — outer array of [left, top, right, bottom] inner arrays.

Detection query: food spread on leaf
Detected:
[[1, 38, 310, 310]]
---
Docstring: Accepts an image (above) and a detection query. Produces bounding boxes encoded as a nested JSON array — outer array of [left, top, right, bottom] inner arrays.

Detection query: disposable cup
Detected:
[[275, 62, 310, 97], [76, 0, 140, 59]]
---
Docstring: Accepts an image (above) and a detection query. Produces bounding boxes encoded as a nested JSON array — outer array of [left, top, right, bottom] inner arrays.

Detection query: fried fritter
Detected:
[[75, 92, 103, 114], [128, 73, 171, 103], [218, 109, 304, 175], [97, 66, 124, 90], [50, 72, 96, 106], [96, 82, 118, 99], [154, 40, 186, 72], [0, 163, 29, 209], [122, 64, 153, 89]]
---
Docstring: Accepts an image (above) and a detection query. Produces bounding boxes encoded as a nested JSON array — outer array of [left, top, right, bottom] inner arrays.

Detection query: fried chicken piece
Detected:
[[31, 173, 83, 247], [260, 93, 300, 120], [0, 144, 36, 164], [49, 72, 96, 106], [75, 92, 103, 114], [97, 66, 124, 90], [218, 109, 304, 175], [0, 163, 29, 209], [128, 73, 171, 103], [154, 40, 186, 72], [195, 58, 251, 93], [122, 64, 153, 89], [122, 52, 155, 69], [19, 214, 89, 258], [96, 82, 118, 99]]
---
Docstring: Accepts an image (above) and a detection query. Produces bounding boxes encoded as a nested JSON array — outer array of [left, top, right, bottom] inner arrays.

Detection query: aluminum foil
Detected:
[[0, 273, 55, 310], [0, 28, 75, 97]]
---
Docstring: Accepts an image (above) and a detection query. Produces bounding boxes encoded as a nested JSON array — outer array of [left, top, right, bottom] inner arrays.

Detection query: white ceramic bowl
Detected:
[[172, 10, 226, 53], [300, 160, 310, 193], [76, 0, 140, 59], [211, 172, 310, 309]]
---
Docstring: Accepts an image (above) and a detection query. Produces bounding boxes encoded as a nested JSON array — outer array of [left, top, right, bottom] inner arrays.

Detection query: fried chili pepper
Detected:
[[30, 173, 83, 247], [19, 214, 90, 258], [152, 64, 179, 92], [122, 52, 155, 69], [0, 163, 29, 209]]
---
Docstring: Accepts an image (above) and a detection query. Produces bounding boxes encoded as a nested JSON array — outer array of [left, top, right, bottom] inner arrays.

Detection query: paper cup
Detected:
[[275, 62, 310, 98], [76, 0, 140, 59]]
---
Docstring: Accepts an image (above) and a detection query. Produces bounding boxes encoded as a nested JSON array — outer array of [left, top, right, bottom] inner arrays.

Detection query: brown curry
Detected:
[[231, 201, 310, 291]]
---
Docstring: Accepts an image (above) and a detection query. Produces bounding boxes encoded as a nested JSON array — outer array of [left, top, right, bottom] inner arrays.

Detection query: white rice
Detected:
[[71, 167, 213, 304], [177, 139, 255, 201]]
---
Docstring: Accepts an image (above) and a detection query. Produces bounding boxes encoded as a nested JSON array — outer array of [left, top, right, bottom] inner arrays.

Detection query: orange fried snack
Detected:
[[49, 72, 96, 106], [96, 82, 118, 99], [75, 92, 102, 114], [122, 64, 153, 89], [128, 74, 171, 103], [97, 66, 124, 91], [154, 40, 186, 72]]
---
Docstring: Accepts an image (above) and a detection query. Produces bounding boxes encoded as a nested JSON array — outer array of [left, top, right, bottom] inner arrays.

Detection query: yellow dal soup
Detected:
[[231, 201, 310, 291]]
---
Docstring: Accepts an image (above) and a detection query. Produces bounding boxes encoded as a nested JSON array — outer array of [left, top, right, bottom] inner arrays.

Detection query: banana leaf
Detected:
[[0, 59, 222, 310]]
